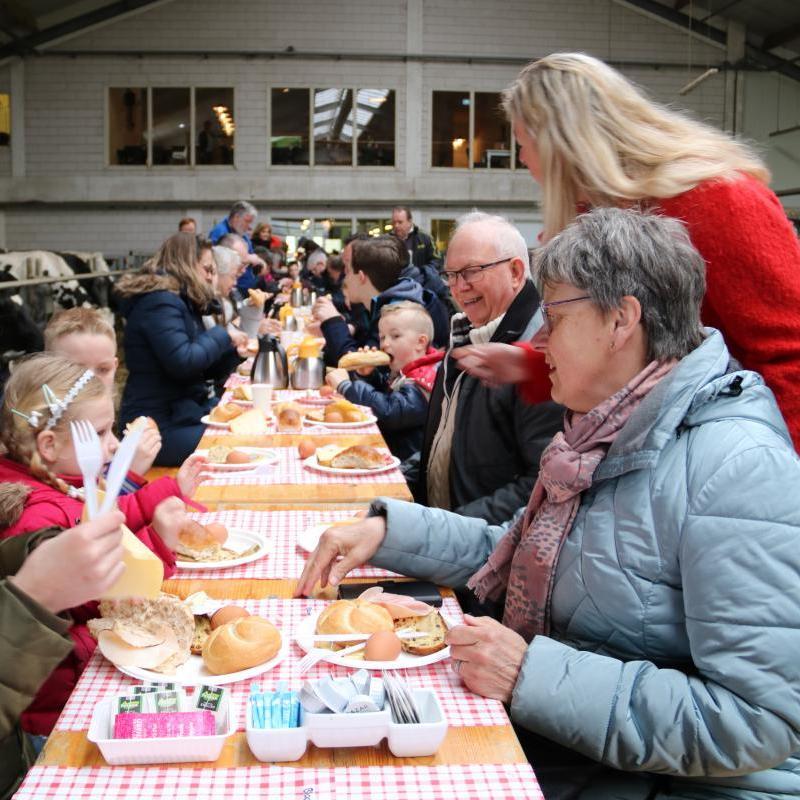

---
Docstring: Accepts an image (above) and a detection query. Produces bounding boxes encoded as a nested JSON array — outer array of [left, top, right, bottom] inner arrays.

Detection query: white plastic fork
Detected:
[[70, 419, 103, 520], [298, 640, 366, 674]]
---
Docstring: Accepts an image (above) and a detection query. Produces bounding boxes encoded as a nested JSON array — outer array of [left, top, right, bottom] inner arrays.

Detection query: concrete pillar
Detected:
[[405, 0, 423, 182], [725, 19, 746, 134]]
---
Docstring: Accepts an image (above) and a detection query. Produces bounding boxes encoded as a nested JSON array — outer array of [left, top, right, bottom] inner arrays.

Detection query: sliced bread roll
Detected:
[[394, 610, 448, 656], [315, 444, 348, 467], [330, 445, 384, 470]]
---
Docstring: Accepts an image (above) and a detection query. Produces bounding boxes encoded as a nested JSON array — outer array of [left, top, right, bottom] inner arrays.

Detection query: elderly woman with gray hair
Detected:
[[297, 207, 800, 800]]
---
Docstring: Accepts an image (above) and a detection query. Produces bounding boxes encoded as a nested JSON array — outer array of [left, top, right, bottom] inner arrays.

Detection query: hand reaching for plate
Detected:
[[295, 515, 386, 596]]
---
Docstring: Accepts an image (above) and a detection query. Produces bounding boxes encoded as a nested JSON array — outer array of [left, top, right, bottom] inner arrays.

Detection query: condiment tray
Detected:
[[245, 688, 447, 761]]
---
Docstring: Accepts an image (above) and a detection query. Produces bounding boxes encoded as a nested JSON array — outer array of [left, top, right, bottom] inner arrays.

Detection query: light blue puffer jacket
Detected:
[[369, 330, 800, 799]]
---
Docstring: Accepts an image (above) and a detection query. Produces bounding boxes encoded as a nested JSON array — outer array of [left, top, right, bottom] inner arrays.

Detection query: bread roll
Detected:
[[125, 416, 158, 435], [248, 288, 269, 308], [89, 593, 194, 674], [330, 445, 384, 470], [210, 403, 244, 423], [277, 406, 303, 432], [338, 350, 391, 370], [202, 615, 282, 674], [315, 599, 394, 646], [315, 444, 347, 467], [232, 385, 253, 401], [394, 610, 448, 656], [178, 520, 215, 551]]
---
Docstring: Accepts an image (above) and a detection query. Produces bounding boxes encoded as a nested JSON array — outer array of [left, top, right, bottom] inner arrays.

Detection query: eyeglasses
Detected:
[[539, 295, 592, 333], [439, 257, 513, 287]]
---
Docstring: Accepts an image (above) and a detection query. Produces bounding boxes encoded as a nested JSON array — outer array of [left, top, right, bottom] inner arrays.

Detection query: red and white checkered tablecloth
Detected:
[[56, 598, 509, 731], [206, 418, 383, 437], [200, 447, 405, 486], [221, 386, 328, 404], [176, 509, 399, 580], [224, 372, 250, 389], [15, 763, 544, 800]]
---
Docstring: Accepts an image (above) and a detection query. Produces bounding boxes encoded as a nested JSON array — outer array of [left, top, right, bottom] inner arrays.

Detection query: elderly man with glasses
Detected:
[[413, 211, 563, 526]]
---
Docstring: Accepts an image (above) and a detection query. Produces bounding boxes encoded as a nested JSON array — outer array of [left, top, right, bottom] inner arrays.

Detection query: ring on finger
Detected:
[[452, 658, 462, 675]]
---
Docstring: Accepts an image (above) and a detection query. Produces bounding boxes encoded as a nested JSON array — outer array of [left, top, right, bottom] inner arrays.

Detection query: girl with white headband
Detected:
[[0, 353, 206, 738]]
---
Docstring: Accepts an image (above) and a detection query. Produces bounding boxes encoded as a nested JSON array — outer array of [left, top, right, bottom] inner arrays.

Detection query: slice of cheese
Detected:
[[229, 407, 269, 435], [315, 444, 348, 467], [100, 525, 164, 600], [232, 384, 253, 401], [82, 492, 164, 600]]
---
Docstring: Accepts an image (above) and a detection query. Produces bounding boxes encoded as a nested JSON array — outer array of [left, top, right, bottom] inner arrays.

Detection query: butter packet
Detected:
[[109, 694, 144, 738], [149, 689, 185, 714], [194, 685, 228, 733]]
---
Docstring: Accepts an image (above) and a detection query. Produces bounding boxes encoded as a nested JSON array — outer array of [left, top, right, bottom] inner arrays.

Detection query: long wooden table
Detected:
[[17, 390, 543, 800], [148, 432, 413, 508]]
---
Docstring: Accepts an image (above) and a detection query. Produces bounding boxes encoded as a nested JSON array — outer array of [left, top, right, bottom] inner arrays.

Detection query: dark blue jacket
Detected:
[[320, 278, 449, 366], [337, 378, 429, 461], [116, 272, 239, 464]]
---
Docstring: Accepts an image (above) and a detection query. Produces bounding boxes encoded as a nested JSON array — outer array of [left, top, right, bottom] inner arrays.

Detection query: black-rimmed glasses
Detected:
[[439, 257, 513, 287]]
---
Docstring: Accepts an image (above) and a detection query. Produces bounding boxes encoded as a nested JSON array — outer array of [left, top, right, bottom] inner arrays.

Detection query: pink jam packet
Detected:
[[113, 710, 216, 739]]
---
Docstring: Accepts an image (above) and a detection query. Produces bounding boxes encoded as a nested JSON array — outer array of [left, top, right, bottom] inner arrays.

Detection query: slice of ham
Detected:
[[359, 587, 433, 619]]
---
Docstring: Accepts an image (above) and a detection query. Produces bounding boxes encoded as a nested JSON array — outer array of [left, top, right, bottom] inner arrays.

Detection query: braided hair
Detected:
[[0, 353, 107, 527]]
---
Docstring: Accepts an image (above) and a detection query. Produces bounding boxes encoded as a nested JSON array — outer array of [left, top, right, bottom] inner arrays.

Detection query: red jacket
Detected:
[[0, 457, 181, 734], [519, 175, 800, 450]]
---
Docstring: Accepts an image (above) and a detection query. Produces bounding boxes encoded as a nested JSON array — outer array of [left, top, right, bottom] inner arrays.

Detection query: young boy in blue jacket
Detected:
[[311, 235, 449, 366], [324, 301, 443, 462]]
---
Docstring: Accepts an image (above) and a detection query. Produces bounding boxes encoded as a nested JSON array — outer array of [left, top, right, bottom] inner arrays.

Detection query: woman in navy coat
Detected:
[[117, 233, 245, 465]]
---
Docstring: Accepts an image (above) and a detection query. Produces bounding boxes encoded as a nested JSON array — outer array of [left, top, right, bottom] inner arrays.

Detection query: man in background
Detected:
[[209, 201, 265, 291], [391, 206, 452, 311]]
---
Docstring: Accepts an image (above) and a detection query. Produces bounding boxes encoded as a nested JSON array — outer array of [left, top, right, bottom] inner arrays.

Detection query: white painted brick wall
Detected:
[[1, 0, 784, 253], [51, 0, 408, 54], [422, 0, 722, 62]]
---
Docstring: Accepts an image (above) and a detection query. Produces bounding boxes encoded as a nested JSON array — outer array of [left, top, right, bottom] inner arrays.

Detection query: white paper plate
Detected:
[[302, 453, 400, 476], [200, 414, 230, 429], [295, 611, 450, 671], [296, 521, 361, 553], [115, 636, 288, 686], [303, 414, 377, 429], [295, 392, 336, 406], [176, 528, 271, 571], [195, 447, 279, 472]]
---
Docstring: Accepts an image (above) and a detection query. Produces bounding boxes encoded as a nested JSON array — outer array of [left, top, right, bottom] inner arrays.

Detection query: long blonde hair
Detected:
[[0, 354, 108, 526], [142, 232, 215, 309], [503, 52, 769, 241]]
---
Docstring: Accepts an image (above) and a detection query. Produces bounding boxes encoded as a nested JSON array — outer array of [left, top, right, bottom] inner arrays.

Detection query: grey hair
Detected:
[[212, 246, 239, 276], [451, 211, 530, 277], [534, 207, 706, 361], [306, 249, 327, 270], [218, 232, 246, 250], [229, 200, 257, 219]]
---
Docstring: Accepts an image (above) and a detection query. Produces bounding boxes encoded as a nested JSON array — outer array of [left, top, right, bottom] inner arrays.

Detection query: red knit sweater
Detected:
[[519, 175, 800, 450]]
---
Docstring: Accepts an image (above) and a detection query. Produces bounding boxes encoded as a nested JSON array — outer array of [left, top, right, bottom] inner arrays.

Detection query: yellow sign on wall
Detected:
[[0, 94, 9, 144]]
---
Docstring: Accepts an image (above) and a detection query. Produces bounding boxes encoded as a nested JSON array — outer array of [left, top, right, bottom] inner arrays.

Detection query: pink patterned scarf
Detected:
[[468, 359, 676, 642]]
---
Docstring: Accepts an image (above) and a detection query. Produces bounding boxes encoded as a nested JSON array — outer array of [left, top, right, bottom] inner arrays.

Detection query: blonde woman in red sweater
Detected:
[[455, 52, 800, 450]]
